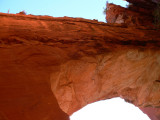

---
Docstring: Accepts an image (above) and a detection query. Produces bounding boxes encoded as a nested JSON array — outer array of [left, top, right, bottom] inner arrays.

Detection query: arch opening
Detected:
[[70, 97, 151, 120]]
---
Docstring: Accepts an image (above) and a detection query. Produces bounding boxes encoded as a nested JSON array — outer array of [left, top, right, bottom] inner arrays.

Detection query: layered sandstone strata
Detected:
[[0, 12, 160, 120]]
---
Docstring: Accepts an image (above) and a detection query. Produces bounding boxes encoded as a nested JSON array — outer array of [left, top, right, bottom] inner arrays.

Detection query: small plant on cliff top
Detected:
[[103, 7, 107, 15], [103, 1, 109, 15], [18, 10, 27, 15], [153, 2, 160, 29]]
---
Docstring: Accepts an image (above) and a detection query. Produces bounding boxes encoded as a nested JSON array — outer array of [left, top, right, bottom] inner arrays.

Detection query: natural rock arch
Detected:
[[51, 47, 160, 119], [0, 12, 160, 120]]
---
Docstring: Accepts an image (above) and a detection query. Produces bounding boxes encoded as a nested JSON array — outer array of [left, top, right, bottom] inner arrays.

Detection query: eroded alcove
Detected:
[[51, 47, 160, 120]]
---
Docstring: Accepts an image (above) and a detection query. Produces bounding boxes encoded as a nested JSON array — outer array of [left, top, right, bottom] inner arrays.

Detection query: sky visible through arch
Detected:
[[70, 97, 151, 120], [0, 0, 129, 22]]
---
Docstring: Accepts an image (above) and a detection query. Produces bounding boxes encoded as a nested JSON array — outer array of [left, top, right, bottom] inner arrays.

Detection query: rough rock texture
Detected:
[[106, 3, 153, 26], [106, 0, 160, 27], [0, 12, 160, 120]]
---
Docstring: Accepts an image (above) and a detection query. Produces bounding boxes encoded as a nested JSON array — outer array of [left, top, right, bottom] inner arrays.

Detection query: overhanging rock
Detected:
[[0, 13, 160, 120]]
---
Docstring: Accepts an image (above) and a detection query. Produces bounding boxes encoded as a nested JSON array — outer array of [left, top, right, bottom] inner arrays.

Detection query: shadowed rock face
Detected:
[[0, 12, 160, 120], [141, 107, 160, 120]]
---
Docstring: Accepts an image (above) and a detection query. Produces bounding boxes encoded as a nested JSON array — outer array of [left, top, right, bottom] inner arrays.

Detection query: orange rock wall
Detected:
[[106, 3, 153, 27], [141, 107, 160, 120], [0, 13, 160, 120]]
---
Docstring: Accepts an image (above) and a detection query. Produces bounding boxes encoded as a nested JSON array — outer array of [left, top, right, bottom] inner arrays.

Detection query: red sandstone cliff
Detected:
[[0, 2, 160, 119], [106, 3, 153, 26], [106, 0, 160, 28]]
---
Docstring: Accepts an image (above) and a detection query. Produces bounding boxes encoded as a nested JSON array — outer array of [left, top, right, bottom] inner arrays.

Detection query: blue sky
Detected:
[[0, 0, 128, 22]]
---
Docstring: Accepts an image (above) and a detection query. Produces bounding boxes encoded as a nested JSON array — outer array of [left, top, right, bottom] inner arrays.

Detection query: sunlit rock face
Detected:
[[52, 47, 160, 116], [106, 3, 153, 26], [0, 12, 160, 120], [105, 0, 160, 27]]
